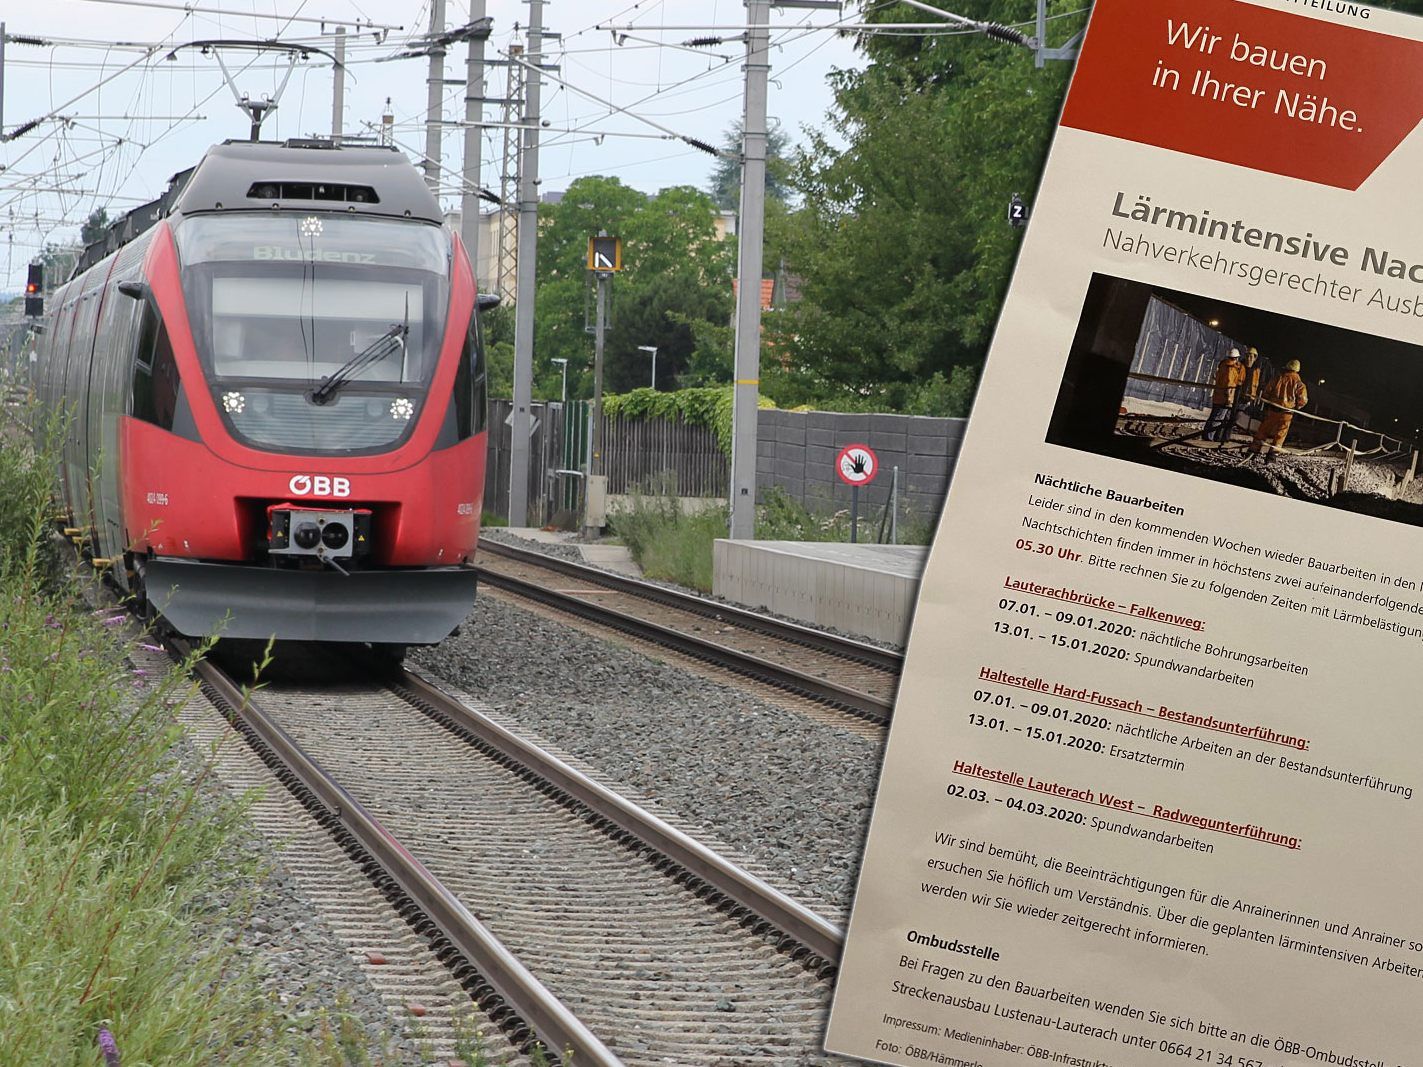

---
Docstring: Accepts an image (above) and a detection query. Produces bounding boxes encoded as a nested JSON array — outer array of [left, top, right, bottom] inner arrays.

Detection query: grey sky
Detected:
[[0, 1, 864, 290]]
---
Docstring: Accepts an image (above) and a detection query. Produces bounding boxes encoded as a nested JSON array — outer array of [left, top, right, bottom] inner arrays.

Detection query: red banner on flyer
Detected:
[[1061, 0, 1423, 189]]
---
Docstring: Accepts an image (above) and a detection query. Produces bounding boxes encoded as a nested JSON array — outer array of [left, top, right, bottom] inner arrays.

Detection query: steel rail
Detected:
[[474, 560, 894, 722], [397, 664, 846, 966], [184, 644, 624, 1067], [475, 563, 887, 722], [476, 537, 904, 673]]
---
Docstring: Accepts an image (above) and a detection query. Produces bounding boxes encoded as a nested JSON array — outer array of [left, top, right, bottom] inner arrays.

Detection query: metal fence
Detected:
[[483, 401, 726, 524], [484, 399, 584, 526]]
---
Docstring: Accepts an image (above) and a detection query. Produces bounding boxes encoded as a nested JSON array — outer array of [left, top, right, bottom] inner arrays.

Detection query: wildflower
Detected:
[[44, 613, 62, 629], [102, 615, 126, 627], [97, 1027, 120, 1066], [139, 642, 164, 653]]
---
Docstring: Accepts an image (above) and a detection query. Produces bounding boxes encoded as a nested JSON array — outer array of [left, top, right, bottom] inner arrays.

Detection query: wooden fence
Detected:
[[598, 413, 727, 497]]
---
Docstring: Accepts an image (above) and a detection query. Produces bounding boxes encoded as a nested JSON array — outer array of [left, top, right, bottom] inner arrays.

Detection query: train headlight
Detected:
[[390, 397, 414, 420], [222, 391, 245, 414], [293, 522, 321, 549], [320, 522, 349, 550]]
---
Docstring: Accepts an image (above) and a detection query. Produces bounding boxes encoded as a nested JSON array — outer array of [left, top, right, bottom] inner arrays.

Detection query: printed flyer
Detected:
[[826, 1, 1423, 1065]]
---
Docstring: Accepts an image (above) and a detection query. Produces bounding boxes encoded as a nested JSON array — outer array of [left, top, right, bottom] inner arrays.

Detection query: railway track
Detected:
[[473, 538, 902, 723], [187, 643, 849, 1065]]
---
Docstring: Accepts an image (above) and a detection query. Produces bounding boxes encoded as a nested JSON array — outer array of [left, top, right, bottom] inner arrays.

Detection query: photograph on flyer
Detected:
[[1047, 272, 1423, 528]]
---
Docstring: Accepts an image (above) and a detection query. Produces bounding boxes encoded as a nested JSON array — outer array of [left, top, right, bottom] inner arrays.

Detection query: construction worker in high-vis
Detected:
[[1250, 359, 1309, 463], [1204, 348, 1245, 443], [1239, 348, 1263, 410]]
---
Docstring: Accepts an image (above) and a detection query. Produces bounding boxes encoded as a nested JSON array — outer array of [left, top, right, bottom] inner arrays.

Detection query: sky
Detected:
[[0, 0, 867, 292]]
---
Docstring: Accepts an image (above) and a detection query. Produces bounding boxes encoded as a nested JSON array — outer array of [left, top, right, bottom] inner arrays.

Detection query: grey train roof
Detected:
[[174, 140, 442, 223], [75, 139, 441, 276]]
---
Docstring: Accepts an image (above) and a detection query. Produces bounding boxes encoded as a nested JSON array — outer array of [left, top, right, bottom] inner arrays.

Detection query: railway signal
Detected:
[[1009, 192, 1029, 229], [24, 263, 42, 317], [586, 234, 623, 273]]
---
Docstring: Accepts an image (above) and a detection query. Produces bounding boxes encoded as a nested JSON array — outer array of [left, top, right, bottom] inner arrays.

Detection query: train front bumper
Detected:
[[143, 558, 478, 644]]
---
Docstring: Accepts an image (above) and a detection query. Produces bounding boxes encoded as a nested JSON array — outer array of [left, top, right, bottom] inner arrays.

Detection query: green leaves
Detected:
[[768, 1, 1084, 416], [529, 177, 734, 398]]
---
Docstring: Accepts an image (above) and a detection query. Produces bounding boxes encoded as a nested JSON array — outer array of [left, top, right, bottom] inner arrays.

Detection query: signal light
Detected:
[[24, 263, 44, 318]]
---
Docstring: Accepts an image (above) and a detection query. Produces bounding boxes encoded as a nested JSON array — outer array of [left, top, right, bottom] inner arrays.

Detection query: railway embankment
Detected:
[[0, 439, 422, 1064]]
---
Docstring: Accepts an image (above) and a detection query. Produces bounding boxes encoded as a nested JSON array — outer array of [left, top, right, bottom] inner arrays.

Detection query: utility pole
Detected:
[[584, 268, 610, 539], [496, 48, 525, 303], [728, 0, 771, 541], [330, 26, 345, 143], [380, 97, 393, 145], [1, 23, 7, 134], [508, 0, 545, 527], [460, 1, 488, 281], [422, 0, 447, 191]]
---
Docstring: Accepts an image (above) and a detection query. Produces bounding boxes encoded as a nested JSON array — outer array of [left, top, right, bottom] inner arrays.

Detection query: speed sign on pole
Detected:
[[836, 443, 878, 487]]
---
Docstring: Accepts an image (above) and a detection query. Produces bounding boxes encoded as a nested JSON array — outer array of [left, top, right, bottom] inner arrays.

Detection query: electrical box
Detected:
[[585, 474, 608, 528]]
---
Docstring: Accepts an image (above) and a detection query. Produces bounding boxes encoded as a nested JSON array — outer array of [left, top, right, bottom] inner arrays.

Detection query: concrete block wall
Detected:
[[757, 409, 965, 526]]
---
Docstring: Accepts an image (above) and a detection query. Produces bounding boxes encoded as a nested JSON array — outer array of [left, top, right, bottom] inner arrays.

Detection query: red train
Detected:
[[33, 139, 489, 651]]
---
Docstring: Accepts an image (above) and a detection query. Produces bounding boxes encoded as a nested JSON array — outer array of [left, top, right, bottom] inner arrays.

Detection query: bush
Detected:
[[610, 482, 727, 592]]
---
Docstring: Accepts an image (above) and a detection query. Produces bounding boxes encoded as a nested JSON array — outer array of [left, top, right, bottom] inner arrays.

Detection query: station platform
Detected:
[[490, 527, 643, 577], [712, 540, 927, 646]]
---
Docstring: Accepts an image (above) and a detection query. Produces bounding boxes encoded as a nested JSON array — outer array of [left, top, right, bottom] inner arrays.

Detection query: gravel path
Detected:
[[413, 593, 883, 920], [130, 640, 479, 1065]]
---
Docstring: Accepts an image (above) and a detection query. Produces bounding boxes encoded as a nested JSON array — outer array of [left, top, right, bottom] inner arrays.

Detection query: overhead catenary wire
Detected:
[[503, 47, 734, 159], [62, 0, 402, 32]]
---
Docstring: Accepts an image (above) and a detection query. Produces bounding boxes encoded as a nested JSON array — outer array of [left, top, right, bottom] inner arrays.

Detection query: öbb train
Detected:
[[33, 139, 489, 646]]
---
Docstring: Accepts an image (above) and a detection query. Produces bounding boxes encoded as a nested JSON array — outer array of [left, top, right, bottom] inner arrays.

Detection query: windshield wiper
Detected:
[[309, 320, 408, 406]]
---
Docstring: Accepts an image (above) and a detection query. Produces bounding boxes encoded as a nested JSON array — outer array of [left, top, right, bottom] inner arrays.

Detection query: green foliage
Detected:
[[771, 0, 1084, 414], [0, 416, 64, 583], [610, 486, 727, 592], [603, 385, 776, 457], [708, 121, 795, 211], [529, 177, 735, 398], [0, 439, 364, 1064], [0, 556, 295, 1061], [81, 207, 112, 247], [611, 480, 934, 593]]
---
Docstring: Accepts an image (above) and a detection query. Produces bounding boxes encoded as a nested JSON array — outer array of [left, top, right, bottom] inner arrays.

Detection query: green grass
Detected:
[[610, 489, 727, 591], [610, 484, 936, 593], [0, 433, 380, 1064]]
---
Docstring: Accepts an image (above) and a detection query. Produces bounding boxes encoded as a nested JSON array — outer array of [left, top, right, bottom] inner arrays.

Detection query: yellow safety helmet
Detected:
[[1285, 359, 1301, 372]]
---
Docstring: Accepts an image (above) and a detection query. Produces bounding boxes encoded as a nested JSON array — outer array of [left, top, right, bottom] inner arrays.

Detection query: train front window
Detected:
[[175, 214, 450, 455]]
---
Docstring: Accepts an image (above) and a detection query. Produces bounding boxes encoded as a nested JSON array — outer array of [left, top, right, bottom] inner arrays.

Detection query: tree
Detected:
[[707, 121, 794, 211], [767, 0, 1082, 416], [524, 176, 734, 400], [80, 208, 111, 247]]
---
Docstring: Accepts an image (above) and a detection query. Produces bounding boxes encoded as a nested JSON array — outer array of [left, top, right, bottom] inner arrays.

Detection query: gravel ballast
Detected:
[[128, 641, 454, 1064], [414, 593, 883, 918]]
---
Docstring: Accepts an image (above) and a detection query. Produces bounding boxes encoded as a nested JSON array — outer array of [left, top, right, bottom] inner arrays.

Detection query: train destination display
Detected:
[[826, 1, 1423, 1065]]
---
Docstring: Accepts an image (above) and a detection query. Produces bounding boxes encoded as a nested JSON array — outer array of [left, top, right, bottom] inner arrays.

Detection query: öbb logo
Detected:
[[288, 474, 352, 498]]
